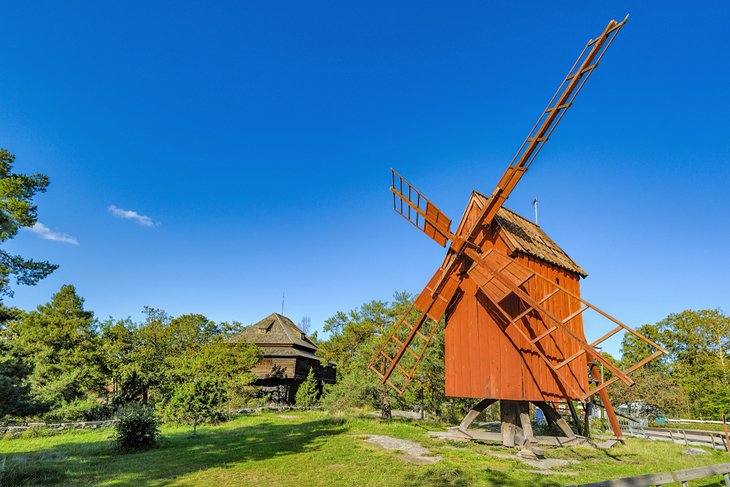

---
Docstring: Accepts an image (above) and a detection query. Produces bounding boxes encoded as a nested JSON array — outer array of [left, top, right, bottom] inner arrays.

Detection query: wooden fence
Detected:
[[568, 462, 730, 487], [621, 423, 729, 452]]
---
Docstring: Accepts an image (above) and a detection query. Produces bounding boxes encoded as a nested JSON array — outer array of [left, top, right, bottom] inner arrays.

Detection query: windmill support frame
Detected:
[[448, 399, 586, 448], [372, 15, 666, 452]]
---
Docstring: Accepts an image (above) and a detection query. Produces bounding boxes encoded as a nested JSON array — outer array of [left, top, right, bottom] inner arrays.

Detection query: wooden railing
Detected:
[[622, 424, 729, 452], [568, 462, 730, 487]]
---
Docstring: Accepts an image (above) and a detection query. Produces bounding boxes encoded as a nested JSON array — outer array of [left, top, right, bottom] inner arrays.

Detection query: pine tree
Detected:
[[0, 148, 57, 298], [295, 368, 319, 407], [15, 285, 105, 408]]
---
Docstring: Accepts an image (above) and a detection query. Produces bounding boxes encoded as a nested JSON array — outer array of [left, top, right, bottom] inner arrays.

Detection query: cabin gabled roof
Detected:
[[232, 313, 318, 352], [464, 191, 587, 278]]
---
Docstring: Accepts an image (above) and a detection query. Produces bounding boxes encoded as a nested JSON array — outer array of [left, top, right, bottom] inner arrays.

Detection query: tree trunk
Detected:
[[193, 415, 198, 437], [380, 387, 391, 420]]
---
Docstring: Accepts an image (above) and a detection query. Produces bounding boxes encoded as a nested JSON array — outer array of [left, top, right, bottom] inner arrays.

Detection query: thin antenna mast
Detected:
[[533, 198, 539, 225], [281, 292, 285, 315]]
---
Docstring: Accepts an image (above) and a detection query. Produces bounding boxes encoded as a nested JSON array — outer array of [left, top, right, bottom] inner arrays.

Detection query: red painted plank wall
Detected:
[[444, 224, 589, 401]]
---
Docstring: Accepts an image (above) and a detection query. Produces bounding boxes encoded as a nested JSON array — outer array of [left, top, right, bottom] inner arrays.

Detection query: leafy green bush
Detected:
[[42, 397, 113, 423], [321, 368, 380, 412], [114, 405, 160, 451]]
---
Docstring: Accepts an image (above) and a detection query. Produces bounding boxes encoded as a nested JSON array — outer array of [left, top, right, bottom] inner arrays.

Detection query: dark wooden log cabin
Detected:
[[232, 313, 335, 403]]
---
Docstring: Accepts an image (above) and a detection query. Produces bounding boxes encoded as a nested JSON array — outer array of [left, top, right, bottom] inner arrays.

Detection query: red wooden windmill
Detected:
[[369, 16, 666, 447]]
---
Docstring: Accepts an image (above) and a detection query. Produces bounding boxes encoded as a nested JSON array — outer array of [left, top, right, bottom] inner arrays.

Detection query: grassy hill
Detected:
[[0, 410, 726, 486]]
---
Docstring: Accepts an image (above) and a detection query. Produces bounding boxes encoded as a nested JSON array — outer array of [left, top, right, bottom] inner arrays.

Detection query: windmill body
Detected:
[[445, 194, 588, 403], [369, 16, 668, 447]]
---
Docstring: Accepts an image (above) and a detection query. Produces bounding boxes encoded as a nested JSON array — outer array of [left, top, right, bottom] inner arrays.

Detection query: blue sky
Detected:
[[1, 2, 728, 355]]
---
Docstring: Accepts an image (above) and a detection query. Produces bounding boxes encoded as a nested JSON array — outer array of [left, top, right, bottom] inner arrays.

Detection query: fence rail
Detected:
[[621, 423, 729, 452], [667, 418, 725, 425], [568, 462, 730, 487]]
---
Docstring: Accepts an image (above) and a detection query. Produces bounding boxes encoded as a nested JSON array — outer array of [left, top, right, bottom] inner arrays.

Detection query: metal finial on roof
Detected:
[[533, 197, 539, 225]]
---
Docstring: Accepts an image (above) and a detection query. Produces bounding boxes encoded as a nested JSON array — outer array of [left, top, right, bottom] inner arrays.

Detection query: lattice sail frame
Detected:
[[462, 247, 667, 402]]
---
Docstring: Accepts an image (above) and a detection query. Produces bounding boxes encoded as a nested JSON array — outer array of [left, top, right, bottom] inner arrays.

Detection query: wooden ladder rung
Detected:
[[562, 305, 588, 324], [539, 288, 560, 304], [512, 289, 560, 329], [379, 351, 394, 363], [509, 306, 535, 327], [556, 349, 586, 369], [590, 325, 623, 347], [531, 326, 557, 345], [566, 62, 598, 80], [395, 362, 413, 379], [386, 379, 404, 395], [545, 102, 572, 113], [368, 365, 385, 379]]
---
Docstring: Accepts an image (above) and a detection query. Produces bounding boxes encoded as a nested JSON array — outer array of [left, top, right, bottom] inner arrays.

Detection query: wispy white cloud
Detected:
[[28, 222, 79, 245], [108, 205, 158, 227]]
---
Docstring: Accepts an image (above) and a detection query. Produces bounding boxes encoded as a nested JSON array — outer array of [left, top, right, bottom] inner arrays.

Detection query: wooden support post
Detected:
[[598, 386, 623, 440], [567, 400, 581, 432], [533, 401, 575, 439], [588, 352, 623, 440], [458, 398, 496, 433], [583, 399, 592, 438], [518, 402, 536, 444], [500, 400, 521, 447]]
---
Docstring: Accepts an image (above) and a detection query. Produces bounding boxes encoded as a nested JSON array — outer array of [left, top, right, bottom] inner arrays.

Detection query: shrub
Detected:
[[321, 368, 380, 412], [114, 405, 160, 451], [295, 368, 320, 407]]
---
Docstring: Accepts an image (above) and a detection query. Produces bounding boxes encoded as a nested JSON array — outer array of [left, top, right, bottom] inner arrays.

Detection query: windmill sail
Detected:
[[391, 169, 453, 247], [467, 16, 629, 238], [465, 247, 666, 401], [369, 266, 460, 393]]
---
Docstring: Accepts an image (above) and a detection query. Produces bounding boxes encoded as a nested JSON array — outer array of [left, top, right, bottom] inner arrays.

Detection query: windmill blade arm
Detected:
[[468, 16, 629, 239], [368, 265, 462, 394], [391, 169, 455, 247]]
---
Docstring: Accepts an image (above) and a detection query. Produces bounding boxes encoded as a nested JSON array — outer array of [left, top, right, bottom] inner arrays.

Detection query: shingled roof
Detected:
[[470, 191, 587, 278], [232, 313, 318, 353]]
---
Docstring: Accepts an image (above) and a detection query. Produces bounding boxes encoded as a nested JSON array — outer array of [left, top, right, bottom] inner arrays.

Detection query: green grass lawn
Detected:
[[0, 411, 727, 486]]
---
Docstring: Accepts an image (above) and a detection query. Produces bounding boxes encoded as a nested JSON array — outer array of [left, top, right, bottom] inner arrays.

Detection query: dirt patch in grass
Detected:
[[490, 451, 579, 475], [360, 434, 443, 465]]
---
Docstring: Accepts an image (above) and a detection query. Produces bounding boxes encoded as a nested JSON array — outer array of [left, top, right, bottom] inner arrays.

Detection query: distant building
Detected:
[[232, 313, 336, 403]]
